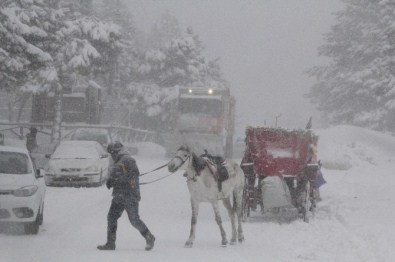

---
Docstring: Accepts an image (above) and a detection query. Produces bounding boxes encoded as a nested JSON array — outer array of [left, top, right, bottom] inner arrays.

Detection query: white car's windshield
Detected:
[[52, 144, 99, 159], [0, 152, 32, 174], [72, 129, 110, 145]]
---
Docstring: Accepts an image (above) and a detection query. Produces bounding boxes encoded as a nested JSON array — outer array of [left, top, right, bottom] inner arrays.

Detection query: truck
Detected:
[[162, 85, 235, 158]]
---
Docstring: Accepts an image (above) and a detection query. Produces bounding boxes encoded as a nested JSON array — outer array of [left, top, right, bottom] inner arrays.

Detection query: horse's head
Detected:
[[167, 145, 192, 173]]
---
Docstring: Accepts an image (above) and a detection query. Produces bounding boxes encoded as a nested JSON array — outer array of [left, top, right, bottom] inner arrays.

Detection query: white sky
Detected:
[[129, 0, 344, 136]]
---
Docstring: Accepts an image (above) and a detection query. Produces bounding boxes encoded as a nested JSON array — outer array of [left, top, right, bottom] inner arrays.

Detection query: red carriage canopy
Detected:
[[241, 127, 318, 177]]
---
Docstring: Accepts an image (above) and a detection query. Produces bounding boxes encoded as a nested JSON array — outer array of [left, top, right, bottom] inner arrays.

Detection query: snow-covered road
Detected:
[[1, 125, 395, 262]]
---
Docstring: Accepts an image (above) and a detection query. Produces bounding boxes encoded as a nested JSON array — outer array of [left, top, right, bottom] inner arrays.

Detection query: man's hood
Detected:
[[114, 148, 129, 162]]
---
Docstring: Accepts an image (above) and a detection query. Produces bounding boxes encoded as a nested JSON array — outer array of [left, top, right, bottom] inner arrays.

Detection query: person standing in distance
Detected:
[[97, 141, 155, 251], [26, 127, 38, 153]]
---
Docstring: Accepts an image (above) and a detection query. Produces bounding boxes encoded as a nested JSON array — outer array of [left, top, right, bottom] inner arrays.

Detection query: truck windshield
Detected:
[[178, 98, 222, 117]]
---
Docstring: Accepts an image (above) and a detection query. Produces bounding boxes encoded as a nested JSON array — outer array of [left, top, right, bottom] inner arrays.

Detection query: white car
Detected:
[[0, 145, 46, 234], [45, 140, 110, 187], [67, 128, 112, 149]]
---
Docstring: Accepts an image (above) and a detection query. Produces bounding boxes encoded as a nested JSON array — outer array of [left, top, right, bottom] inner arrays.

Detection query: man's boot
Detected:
[[97, 232, 116, 250], [143, 231, 155, 251]]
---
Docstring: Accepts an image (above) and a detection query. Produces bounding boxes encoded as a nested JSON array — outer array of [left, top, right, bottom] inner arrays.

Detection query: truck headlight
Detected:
[[13, 186, 38, 197]]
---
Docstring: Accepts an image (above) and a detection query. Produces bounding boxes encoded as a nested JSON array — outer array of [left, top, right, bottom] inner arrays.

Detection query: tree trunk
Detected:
[[6, 91, 14, 122], [16, 93, 30, 122], [51, 83, 62, 143]]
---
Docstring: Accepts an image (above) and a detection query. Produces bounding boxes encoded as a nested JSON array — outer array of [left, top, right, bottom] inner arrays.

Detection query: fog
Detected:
[[130, 0, 344, 136]]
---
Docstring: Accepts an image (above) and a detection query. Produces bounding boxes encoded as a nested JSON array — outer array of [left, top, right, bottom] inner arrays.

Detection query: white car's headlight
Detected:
[[84, 166, 99, 172], [13, 185, 38, 197]]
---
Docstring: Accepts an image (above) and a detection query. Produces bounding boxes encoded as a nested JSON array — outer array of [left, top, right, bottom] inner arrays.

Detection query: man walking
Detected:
[[97, 141, 155, 251], [26, 127, 38, 153]]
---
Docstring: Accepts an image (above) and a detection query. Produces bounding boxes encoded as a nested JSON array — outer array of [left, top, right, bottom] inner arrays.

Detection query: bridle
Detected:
[[172, 151, 191, 172], [175, 151, 201, 182]]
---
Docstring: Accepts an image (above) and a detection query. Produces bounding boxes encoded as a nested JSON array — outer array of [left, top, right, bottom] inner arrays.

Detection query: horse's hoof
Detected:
[[184, 242, 193, 248], [230, 239, 237, 245], [221, 240, 228, 247], [238, 237, 245, 243]]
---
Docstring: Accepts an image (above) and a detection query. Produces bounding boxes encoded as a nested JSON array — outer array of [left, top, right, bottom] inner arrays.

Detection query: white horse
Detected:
[[167, 145, 245, 247]]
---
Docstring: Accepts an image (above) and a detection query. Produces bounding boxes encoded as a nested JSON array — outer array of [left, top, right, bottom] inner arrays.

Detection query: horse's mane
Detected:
[[191, 152, 206, 172]]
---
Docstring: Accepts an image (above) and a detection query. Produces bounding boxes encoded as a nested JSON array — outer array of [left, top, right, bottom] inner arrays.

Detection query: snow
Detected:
[[1, 125, 395, 262]]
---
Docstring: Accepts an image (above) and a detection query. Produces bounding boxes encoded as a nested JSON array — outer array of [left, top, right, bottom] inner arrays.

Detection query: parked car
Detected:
[[67, 128, 112, 148], [30, 142, 58, 170], [44, 140, 110, 187], [0, 145, 46, 234]]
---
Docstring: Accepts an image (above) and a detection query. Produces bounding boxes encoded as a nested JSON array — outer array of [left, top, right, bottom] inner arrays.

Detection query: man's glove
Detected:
[[106, 178, 114, 189]]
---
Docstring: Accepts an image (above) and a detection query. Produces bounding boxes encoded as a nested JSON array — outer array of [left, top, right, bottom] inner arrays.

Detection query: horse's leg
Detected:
[[211, 201, 228, 246], [222, 197, 237, 244], [234, 189, 245, 243], [185, 198, 199, 248]]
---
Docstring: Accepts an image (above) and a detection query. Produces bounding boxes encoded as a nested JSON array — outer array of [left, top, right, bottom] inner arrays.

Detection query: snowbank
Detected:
[[316, 125, 395, 170]]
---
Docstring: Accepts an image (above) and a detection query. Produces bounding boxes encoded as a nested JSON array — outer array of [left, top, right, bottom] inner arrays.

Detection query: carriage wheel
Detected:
[[302, 181, 311, 223], [242, 181, 250, 222]]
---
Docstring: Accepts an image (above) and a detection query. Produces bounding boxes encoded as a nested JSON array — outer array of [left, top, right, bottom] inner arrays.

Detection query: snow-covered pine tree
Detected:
[[129, 23, 228, 131], [307, 0, 395, 131], [147, 11, 181, 50], [0, 0, 60, 121]]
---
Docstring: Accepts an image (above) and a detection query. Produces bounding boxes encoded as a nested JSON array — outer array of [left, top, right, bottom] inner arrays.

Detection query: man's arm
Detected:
[[113, 157, 139, 185]]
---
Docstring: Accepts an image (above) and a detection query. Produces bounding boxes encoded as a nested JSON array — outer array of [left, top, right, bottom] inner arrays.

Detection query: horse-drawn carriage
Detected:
[[240, 126, 321, 222]]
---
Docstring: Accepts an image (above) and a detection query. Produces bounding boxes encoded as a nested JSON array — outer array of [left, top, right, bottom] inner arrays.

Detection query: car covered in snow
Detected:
[[67, 127, 112, 148], [0, 145, 46, 234], [44, 140, 110, 187]]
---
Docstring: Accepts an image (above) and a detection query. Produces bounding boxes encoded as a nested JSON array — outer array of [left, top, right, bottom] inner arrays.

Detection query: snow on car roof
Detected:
[[52, 141, 101, 159], [0, 145, 29, 154], [71, 128, 111, 145]]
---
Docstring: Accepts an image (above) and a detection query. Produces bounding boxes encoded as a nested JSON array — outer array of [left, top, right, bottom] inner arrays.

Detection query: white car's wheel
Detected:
[[24, 218, 39, 235], [24, 204, 43, 234], [37, 203, 44, 225]]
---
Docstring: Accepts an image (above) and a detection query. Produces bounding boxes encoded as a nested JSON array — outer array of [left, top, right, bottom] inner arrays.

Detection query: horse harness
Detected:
[[184, 152, 230, 192]]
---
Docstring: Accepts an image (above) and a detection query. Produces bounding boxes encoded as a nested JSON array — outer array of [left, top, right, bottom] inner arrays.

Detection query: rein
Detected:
[[139, 172, 175, 185], [138, 155, 189, 185], [139, 162, 169, 176], [138, 161, 171, 186]]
